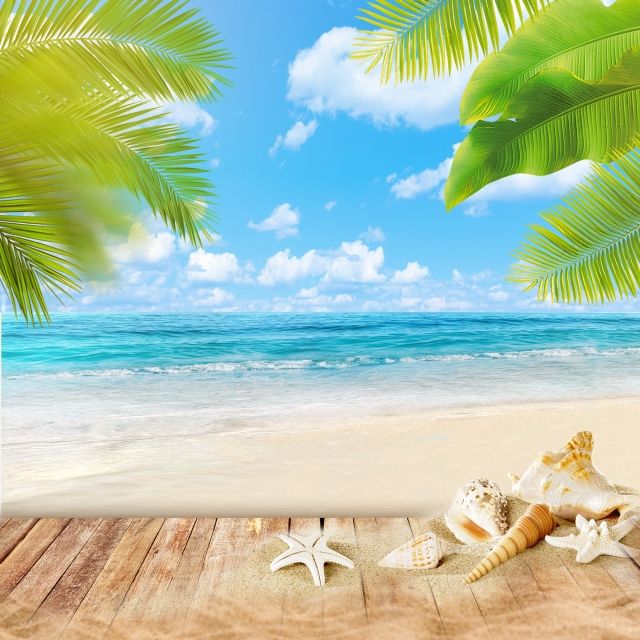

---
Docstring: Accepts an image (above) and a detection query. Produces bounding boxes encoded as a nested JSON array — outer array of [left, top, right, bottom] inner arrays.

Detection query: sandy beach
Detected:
[[4, 395, 640, 517]]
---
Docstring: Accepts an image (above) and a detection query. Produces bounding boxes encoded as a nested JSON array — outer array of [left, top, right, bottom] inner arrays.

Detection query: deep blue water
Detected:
[[4, 312, 640, 434]]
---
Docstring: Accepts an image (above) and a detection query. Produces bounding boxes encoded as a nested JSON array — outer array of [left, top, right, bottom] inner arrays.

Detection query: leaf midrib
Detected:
[[530, 215, 640, 283], [0, 34, 208, 66], [503, 26, 640, 93]]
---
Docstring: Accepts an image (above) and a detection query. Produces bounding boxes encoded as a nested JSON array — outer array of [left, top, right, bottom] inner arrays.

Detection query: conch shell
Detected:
[[378, 531, 448, 570], [465, 503, 556, 583], [445, 478, 508, 544], [510, 431, 640, 521]]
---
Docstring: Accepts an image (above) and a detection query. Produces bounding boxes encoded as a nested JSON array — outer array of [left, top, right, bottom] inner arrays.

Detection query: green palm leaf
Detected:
[[0, 0, 232, 102], [0, 0, 231, 323], [352, 0, 550, 82], [510, 149, 640, 304], [3, 96, 213, 246], [445, 48, 640, 209], [0, 214, 81, 324], [461, 0, 640, 124]]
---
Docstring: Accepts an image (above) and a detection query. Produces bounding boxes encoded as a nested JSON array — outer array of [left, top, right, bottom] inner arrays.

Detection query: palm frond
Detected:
[[352, 0, 550, 82], [0, 209, 82, 324], [0, 154, 134, 323], [2, 95, 214, 245], [461, 0, 640, 123], [0, 0, 232, 103], [510, 149, 640, 304], [445, 47, 640, 209]]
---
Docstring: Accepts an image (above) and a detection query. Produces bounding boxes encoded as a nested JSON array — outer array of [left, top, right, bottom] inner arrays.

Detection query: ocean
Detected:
[[4, 312, 640, 515], [5, 312, 640, 432]]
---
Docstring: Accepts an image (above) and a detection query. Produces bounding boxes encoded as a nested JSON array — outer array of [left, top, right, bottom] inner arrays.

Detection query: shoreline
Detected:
[[3, 395, 640, 517]]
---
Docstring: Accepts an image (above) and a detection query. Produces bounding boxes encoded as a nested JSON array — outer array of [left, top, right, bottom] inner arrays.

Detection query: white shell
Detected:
[[444, 478, 509, 545], [510, 431, 640, 521], [378, 531, 448, 570]]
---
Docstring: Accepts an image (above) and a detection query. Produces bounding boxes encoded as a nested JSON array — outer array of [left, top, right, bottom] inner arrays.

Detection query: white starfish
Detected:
[[545, 514, 639, 563], [270, 533, 354, 586]]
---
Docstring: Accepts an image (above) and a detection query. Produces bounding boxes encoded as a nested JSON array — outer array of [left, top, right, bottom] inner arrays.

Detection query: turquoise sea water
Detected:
[[5, 312, 640, 433]]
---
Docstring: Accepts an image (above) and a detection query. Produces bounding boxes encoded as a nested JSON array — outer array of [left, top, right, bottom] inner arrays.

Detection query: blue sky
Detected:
[[63, 0, 627, 313]]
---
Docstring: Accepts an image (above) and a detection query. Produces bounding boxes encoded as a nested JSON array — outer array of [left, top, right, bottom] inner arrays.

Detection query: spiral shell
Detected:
[[465, 503, 556, 583]]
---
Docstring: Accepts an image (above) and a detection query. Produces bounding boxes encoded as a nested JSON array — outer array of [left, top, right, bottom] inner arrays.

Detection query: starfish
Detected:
[[270, 533, 354, 586], [545, 514, 639, 563]]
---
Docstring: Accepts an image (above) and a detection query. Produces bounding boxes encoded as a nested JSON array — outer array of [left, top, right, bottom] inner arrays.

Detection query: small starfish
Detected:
[[545, 514, 639, 563], [270, 533, 354, 586]]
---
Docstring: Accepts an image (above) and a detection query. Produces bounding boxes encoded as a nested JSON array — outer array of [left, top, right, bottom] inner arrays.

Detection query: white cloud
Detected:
[[211, 158, 221, 168], [164, 101, 216, 136], [287, 27, 474, 131], [258, 249, 325, 286], [324, 200, 337, 211], [112, 223, 175, 264], [269, 120, 318, 157], [257, 240, 385, 286], [193, 287, 235, 306], [292, 288, 353, 308], [488, 286, 509, 302], [464, 202, 490, 217], [186, 249, 247, 282], [358, 226, 385, 243], [392, 261, 429, 283], [324, 241, 385, 283], [390, 158, 452, 199], [468, 161, 592, 203], [452, 269, 465, 285], [248, 203, 301, 239], [385, 173, 397, 184], [389, 146, 592, 204]]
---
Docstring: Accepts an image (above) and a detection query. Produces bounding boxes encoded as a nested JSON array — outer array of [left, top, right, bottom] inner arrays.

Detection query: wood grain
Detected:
[[0, 517, 636, 640]]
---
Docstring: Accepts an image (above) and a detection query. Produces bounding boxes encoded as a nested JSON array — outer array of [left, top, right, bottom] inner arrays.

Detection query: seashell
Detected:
[[465, 503, 556, 583], [378, 531, 448, 570], [509, 431, 640, 521], [444, 478, 509, 545]]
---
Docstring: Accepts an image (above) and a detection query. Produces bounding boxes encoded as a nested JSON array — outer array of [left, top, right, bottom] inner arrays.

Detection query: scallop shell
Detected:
[[510, 431, 640, 521], [444, 478, 509, 545], [378, 531, 448, 570]]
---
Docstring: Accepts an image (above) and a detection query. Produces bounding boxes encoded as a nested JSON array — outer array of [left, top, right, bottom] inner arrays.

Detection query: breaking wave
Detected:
[[8, 346, 640, 380]]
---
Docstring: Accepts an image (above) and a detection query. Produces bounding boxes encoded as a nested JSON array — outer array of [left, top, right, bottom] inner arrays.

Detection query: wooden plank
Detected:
[[62, 518, 164, 640], [0, 519, 100, 628], [280, 519, 323, 639], [106, 517, 195, 634], [27, 519, 132, 637], [0, 519, 12, 536], [188, 518, 260, 617], [377, 518, 447, 640], [0, 518, 70, 601], [322, 518, 366, 638], [560, 557, 631, 607], [469, 576, 523, 640], [154, 518, 216, 628], [503, 562, 547, 609], [601, 557, 640, 596], [0, 519, 40, 565], [524, 553, 588, 602]]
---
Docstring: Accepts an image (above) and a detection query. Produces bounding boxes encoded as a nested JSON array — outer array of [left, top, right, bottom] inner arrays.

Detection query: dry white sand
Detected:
[[3, 395, 640, 516]]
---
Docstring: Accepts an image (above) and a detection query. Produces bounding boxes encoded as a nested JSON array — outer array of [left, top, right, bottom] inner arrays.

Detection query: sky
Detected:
[[61, 0, 630, 313]]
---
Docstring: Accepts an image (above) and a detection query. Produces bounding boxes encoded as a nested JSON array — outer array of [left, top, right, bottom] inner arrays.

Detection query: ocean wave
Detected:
[[7, 346, 640, 380]]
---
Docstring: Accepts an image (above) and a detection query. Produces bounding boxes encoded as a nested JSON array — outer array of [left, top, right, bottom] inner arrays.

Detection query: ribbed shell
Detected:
[[465, 503, 556, 583]]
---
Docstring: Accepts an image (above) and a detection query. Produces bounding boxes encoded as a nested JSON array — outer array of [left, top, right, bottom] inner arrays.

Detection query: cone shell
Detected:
[[465, 503, 556, 583], [445, 478, 509, 545], [510, 431, 639, 521], [378, 531, 448, 570]]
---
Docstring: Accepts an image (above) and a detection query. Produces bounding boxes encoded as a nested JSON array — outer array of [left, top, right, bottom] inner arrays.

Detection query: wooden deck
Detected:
[[0, 517, 638, 639]]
